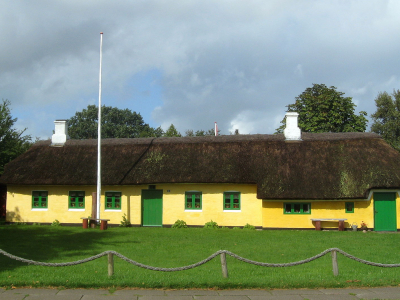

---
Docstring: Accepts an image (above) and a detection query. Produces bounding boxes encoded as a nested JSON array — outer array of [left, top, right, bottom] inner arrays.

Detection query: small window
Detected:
[[345, 202, 354, 213], [284, 203, 311, 214], [224, 192, 240, 210], [32, 191, 48, 208], [185, 192, 202, 209], [69, 191, 85, 209], [105, 192, 122, 210]]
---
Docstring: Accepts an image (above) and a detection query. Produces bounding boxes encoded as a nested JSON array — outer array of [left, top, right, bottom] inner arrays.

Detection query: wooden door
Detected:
[[374, 192, 397, 231], [142, 190, 163, 226]]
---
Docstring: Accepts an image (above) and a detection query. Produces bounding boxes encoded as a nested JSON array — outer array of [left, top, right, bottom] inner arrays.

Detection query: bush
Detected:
[[232, 226, 241, 230], [204, 220, 219, 229], [171, 219, 188, 228], [243, 223, 255, 230], [119, 214, 131, 227], [51, 219, 61, 227]]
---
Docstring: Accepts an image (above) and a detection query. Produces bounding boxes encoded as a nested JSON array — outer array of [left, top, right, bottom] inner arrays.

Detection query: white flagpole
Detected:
[[97, 32, 103, 221]]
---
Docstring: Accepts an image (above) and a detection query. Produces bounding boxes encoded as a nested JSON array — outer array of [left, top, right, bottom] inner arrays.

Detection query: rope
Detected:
[[1, 248, 400, 271]]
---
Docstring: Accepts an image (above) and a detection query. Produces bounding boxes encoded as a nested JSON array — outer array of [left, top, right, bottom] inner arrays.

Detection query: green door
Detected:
[[374, 192, 397, 231], [142, 190, 163, 226]]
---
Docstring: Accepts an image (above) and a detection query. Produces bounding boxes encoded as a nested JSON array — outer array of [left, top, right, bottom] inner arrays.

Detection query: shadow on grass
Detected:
[[0, 225, 139, 272]]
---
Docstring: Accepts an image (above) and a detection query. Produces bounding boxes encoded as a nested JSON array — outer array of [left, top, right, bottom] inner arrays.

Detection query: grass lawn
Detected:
[[1, 225, 400, 289]]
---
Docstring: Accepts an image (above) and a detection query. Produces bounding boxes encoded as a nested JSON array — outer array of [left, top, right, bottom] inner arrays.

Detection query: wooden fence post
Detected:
[[220, 252, 228, 278], [331, 250, 338, 276], [108, 253, 114, 276]]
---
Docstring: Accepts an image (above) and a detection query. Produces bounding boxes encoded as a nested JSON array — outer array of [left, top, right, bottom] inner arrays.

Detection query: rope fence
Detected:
[[1, 248, 399, 278]]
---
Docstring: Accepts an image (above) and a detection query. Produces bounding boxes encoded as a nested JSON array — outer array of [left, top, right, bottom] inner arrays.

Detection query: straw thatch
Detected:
[[1, 132, 400, 200]]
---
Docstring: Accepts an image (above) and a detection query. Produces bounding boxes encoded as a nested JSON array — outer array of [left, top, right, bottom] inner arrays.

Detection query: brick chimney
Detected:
[[284, 112, 302, 141], [51, 120, 69, 146]]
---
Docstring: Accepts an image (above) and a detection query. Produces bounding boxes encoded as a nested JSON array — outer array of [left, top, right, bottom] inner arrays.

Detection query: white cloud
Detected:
[[1, 1, 400, 139]]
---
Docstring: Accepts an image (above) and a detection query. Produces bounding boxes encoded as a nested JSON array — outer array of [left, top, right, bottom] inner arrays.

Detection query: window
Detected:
[[32, 191, 48, 208], [284, 203, 311, 214], [224, 192, 240, 210], [185, 192, 202, 209], [105, 192, 121, 210], [69, 191, 85, 209], [345, 202, 354, 213]]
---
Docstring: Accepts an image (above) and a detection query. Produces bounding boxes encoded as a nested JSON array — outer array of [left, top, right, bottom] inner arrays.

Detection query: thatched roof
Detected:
[[1, 132, 400, 200]]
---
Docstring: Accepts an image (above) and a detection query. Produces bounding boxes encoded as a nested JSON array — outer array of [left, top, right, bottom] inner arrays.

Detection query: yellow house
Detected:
[[2, 114, 400, 231]]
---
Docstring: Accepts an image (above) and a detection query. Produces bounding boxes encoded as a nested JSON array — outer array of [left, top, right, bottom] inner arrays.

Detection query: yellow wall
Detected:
[[7, 185, 399, 230], [5, 184, 262, 227], [262, 200, 373, 229], [160, 184, 261, 227]]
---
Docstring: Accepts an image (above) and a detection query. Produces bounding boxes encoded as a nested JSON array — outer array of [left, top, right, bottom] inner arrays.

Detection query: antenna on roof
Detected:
[[97, 32, 103, 221], [215, 122, 218, 136]]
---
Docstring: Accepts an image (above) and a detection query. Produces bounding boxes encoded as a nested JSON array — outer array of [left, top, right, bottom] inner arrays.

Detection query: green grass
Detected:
[[1, 225, 400, 289]]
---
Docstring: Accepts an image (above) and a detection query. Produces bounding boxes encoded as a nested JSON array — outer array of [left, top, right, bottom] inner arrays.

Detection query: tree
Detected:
[[67, 105, 163, 139], [0, 99, 32, 175], [185, 128, 216, 136], [276, 84, 368, 133], [164, 124, 182, 137], [370, 90, 400, 151]]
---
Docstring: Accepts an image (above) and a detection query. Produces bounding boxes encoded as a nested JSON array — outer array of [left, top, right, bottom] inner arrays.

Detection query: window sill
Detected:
[[185, 209, 203, 212], [68, 208, 85, 211], [223, 210, 241, 212], [31, 208, 48, 211], [105, 209, 122, 212]]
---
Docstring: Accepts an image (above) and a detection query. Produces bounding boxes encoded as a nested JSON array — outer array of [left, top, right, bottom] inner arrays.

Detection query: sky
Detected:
[[1, 1, 400, 139]]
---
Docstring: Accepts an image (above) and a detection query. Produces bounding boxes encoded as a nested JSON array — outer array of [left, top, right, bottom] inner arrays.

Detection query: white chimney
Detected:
[[51, 120, 69, 146], [284, 112, 302, 141]]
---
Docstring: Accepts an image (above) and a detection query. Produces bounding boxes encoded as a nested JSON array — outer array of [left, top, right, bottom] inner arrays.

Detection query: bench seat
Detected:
[[311, 218, 347, 231]]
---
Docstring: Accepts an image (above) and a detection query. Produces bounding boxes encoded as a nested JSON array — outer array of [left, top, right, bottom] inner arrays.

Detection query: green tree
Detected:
[[370, 90, 400, 151], [276, 84, 368, 133], [185, 128, 217, 136], [67, 105, 163, 139], [0, 99, 32, 175], [164, 124, 182, 137]]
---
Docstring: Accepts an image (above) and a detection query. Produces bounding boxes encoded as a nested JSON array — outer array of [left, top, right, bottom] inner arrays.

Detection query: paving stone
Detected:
[[299, 295, 358, 300], [358, 293, 400, 300], [166, 290, 219, 296], [194, 296, 250, 300], [270, 289, 324, 295], [2, 289, 58, 296], [217, 289, 273, 296], [82, 295, 138, 300], [367, 287, 400, 293], [114, 289, 165, 296], [248, 296, 304, 300], [26, 295, 82, 300], [138, 296, 193, 300], [57, 289, 110, 296], [318, 288, 375, 295], [0, 293, 27, 300]]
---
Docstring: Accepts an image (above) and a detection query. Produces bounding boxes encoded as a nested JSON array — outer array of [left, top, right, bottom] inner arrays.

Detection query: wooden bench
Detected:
[[311, 218, 347, 231], [81, 217, 110, 230]]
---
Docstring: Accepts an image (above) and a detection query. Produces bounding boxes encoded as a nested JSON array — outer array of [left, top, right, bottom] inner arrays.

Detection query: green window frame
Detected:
[[32, 191, 48, 208], [185, 191, 202, 209], [284, 203, 311, 214], [224, 192, 240, 210], [345, 202, 354, 213], [69, 191, 85, 209], [105, 192, 121, 210]]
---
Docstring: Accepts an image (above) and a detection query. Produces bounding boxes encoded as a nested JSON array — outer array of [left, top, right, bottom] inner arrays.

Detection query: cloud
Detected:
[[1, 1, 400, 139]]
